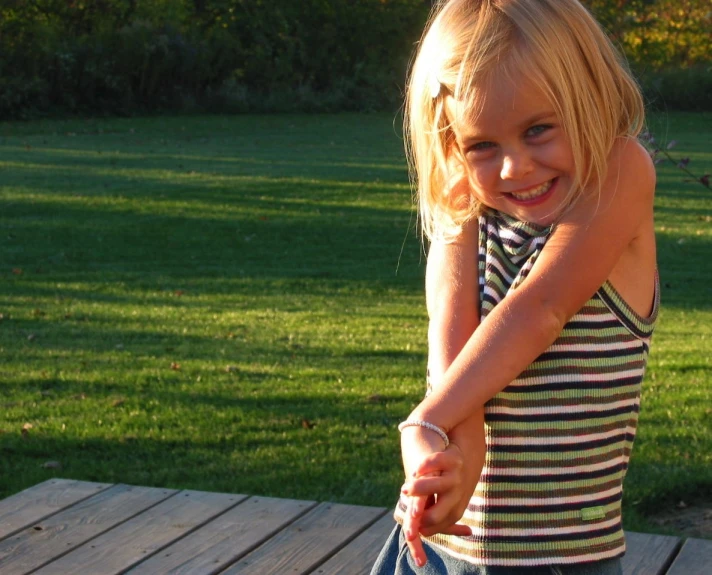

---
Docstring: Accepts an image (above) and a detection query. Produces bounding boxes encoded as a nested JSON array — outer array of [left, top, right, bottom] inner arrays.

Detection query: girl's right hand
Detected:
[[400, 442, 476, 567], [402, 446, 475, 537], [399, 425, 449, 567]]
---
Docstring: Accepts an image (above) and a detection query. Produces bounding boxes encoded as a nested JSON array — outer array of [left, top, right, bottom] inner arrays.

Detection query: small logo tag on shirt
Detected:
[[581, 506, 606, 521]]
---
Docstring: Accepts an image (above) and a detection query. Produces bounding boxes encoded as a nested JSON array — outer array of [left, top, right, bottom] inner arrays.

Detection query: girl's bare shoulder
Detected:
[[607, 136, 656, 204]]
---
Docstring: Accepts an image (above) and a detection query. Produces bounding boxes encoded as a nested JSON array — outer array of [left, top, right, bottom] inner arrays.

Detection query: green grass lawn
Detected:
[[1, 112, 710, 537]]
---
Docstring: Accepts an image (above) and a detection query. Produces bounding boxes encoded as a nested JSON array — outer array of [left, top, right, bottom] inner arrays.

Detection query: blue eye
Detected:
[[471, 141, 495, 151], [526, 125, 551, 137]]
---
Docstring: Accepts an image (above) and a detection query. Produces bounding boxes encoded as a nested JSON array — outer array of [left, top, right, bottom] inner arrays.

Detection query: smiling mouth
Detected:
[[506, 178, 556, 202]]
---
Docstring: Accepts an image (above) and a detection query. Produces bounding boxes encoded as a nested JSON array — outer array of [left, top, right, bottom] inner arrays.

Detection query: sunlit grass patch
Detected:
[[1, 112, 710, 538]]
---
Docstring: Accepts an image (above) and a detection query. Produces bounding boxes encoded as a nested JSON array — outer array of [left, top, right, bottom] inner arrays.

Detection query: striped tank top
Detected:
[[400, 210, 659, 566]]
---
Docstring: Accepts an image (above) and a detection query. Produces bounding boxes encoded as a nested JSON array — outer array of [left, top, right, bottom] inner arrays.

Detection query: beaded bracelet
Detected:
[[397, 420, 449, 448]]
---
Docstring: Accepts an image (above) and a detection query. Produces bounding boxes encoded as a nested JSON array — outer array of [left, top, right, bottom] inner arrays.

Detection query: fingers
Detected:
[[443, 523, 473, 536], [401, 451, 462, 499], [425, 521, 472, 538], [399, 445, 472, 560], [402, 474, 456, 498], [419, 491, 467, 535], [414, 449, 462, 478], [402, 492, 472, 566], [401, 450, 470, 537], [403, 495, 429, 567]]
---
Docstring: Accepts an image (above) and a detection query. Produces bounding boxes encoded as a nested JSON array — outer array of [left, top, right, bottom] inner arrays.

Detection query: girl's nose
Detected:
[[500, 151, 533, 180]]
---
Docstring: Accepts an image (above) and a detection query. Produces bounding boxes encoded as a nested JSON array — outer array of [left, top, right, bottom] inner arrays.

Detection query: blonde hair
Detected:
[[406, 0, 645, 241]]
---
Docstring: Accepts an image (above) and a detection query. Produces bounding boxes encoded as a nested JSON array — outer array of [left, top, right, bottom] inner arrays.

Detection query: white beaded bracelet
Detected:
[[397, 420, 449, 448]]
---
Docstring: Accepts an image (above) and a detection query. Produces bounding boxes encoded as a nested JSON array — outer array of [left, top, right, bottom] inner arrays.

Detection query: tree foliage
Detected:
[[0, 0, 709, 119], [584, 0, 710, 69]]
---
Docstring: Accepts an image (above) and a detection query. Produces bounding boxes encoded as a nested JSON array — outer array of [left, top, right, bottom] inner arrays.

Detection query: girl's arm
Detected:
[[401, 219, 486, 566], [420, 218, 485, 516], [410, 137, 656, 431]]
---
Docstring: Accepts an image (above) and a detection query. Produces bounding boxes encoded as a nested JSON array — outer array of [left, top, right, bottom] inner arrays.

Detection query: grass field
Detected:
[[1, 111, 710, 537]]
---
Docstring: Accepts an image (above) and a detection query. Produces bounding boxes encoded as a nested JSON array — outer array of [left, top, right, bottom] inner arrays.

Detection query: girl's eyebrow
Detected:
[[520, 112, 557, 128]]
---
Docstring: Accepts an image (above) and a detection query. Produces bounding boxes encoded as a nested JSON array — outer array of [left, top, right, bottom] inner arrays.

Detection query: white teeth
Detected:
[[511, 180, 552, 200]]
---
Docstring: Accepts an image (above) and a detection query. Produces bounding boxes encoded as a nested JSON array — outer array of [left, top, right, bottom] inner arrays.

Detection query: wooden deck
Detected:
[[0, 479, 709, 574]]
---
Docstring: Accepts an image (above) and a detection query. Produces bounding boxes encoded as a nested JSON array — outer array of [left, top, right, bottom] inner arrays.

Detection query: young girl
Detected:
[[371, 0, 658, 573]]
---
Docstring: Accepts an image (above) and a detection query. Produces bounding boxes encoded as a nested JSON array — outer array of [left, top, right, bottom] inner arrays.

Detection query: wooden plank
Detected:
[[666, 537, 712, 575], [0, 479, 111, 541], [126, 496, 317, 575], [312, 512, 394, 575], [33, 489, 243, 575], [0, 484, 176, 575], [622, 531, 682, 575], [220, 502, 387, 575]]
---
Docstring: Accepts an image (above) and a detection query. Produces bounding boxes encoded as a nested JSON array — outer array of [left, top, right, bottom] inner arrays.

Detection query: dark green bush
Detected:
[[0, 0, 428, 119], [639, 65, 712, 112], [0, 0, 709, 119]]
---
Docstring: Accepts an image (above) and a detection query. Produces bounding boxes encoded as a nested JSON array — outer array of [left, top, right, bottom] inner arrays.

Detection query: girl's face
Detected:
[[446, 75, 575, 226]]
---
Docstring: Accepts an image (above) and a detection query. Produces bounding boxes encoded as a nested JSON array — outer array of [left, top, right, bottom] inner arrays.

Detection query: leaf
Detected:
[[701, 174, 710, 188], [678, 157, 690, 168], [666, 140, 677, 149], [12, 268, 23, 275], [170, 362, 181, 370], [41, 461, 62, 470], [301, 418, 315, 429]]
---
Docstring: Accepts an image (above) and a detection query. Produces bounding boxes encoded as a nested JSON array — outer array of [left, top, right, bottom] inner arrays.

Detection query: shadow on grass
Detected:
[[0, 383, 411, 506], [3, 180, 422, 290]]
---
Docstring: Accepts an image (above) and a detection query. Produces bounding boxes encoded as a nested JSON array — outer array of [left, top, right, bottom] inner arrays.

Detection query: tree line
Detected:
[[0, 0, 709, 120]]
